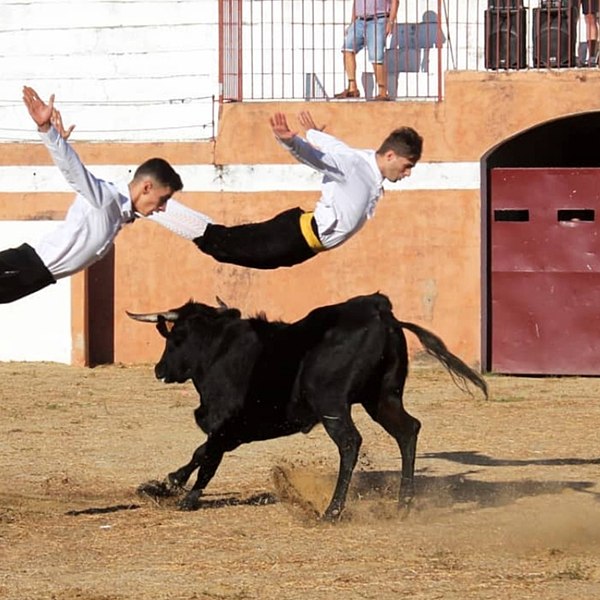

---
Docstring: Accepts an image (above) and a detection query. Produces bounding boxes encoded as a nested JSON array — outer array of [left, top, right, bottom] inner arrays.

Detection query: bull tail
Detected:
[[397, 321, 488, 400]]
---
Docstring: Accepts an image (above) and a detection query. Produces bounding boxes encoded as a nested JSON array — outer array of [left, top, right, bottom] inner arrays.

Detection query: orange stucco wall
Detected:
[[4, 69, 600, 366]]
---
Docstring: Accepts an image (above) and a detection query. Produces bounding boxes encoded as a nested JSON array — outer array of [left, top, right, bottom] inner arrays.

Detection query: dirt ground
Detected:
[[1, 360, 600, 600]]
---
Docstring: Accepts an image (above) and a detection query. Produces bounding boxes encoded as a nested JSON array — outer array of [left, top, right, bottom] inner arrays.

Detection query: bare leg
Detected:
[[585, 14, 599, 66], [343, 51, 358, 91], [373, 62, 389, 99], [335, 51, 360, 98]]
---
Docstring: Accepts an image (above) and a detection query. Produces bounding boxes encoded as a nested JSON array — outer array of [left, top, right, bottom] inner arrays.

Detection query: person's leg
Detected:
[[335, 20, 365, 98], [585, 10, 599, 66], [373, 63, 388, 98], [195, 207, 321, 270], [342, 51, 359, 94], [0, 244, 55, 303], [367, 16, 390, 100], [148, 198, 213, 240]]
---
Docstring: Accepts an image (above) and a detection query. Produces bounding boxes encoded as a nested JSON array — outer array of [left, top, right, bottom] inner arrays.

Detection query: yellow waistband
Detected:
[[299, 212, 325, 253]]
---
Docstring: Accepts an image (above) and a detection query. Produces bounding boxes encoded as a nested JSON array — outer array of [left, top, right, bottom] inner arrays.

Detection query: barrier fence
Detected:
[[218, 1, 594, 102]]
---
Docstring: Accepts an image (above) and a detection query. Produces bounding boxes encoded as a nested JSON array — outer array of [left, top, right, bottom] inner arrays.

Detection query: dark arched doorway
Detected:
[[483, 112, 600, 375]]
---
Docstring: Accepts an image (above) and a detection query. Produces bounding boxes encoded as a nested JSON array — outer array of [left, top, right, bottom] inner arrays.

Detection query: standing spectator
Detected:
[[580, 0, 599, 67], [334, 0, 399, 101]]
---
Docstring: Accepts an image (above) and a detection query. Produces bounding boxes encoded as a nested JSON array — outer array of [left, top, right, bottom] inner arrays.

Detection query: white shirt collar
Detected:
[[117, 181, 137, 223], [361, 149, 384, 187]]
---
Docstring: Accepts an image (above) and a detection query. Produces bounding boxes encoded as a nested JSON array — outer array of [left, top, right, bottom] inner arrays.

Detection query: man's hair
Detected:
[[134, 158, 183, 192], [377, 127, 423, 162]]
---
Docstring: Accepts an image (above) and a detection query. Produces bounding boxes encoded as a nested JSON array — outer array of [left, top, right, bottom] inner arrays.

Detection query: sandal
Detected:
[[334, 88, 360, 99]]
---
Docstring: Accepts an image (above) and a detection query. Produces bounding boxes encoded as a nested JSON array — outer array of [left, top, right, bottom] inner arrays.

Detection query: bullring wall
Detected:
[[2, 70, 600, 365]]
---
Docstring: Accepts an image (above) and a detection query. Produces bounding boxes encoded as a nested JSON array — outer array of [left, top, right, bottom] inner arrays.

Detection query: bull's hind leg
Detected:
[[364, 391, 421, 509], [319, 412, 363, 521]]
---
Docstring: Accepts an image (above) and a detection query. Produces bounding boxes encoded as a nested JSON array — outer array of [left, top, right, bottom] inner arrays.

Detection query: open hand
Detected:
[[297, 111, 325, 132], [51, 107, 75, 140], [22, 86, 54, 131], [269, 112, 296, 142]]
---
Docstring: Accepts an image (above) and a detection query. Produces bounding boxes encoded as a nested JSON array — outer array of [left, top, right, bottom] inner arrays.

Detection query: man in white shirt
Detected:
[[0, 87, 183, 303], [151, 110, 422, 269]]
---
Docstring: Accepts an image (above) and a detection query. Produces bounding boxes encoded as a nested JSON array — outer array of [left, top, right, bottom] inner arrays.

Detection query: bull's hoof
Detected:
[[398, 494, 414, 519], [137, 479, 184, 499], [178, 491, 202, 511], [320, 507, 344, 523]]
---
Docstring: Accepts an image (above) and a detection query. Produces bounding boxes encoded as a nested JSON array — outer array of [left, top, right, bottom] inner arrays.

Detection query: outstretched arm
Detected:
[[270, 111, 343, 177], [22, 86, 115, 209]]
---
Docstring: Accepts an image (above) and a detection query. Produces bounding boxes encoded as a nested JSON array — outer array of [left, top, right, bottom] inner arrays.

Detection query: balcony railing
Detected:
[[219, 0, 592, 103]]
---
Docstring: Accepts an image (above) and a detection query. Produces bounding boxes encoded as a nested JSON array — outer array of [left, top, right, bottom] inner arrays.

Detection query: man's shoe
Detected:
[[334, 88, 360, 99], [373, 94, 391, 101]]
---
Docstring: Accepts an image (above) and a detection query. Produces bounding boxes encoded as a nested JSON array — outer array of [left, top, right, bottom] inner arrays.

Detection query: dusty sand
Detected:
[[1, 361, 599, 599]]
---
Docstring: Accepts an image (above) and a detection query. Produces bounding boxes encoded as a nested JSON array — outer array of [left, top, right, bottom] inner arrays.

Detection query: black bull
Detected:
[[128, 293, 487, 521]]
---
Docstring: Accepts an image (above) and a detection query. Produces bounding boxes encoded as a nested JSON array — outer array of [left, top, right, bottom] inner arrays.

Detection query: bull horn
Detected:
[[126, 310, 180, 323], [216, 296, 228, 310]]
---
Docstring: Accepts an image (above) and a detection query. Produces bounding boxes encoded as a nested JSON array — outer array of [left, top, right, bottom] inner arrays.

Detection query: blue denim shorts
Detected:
[[342, 16, 387, 64]]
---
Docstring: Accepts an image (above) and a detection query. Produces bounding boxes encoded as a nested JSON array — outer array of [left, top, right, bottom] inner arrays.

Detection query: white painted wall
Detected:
[[0, 0, 219, 142], [0, 222, 71, 363]]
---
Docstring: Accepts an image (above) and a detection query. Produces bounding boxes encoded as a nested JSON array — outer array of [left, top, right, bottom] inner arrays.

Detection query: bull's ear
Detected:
[[157, 316, 175, 338], [216, 296, 228, 311]]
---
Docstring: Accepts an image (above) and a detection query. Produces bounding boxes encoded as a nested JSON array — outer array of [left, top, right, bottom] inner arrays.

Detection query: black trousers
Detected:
[[194, 207, 322, 270], [0, 243, 56, 304]]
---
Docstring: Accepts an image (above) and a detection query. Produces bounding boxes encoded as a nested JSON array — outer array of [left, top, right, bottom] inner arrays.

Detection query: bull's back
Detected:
[[197, 293, 399, 441]]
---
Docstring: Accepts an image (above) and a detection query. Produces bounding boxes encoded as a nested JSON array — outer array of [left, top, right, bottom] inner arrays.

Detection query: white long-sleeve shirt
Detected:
[[284, 129, 384, 249], [31, 126, 136, 279]]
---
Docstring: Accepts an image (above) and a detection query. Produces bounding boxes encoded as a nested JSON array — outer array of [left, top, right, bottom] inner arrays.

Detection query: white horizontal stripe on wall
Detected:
[[0, 162, 481, 194]]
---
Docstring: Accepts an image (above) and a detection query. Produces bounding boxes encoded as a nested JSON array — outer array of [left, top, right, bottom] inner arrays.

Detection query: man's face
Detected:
[[133, 179, 173, 216], [381, 151, 416, 183]]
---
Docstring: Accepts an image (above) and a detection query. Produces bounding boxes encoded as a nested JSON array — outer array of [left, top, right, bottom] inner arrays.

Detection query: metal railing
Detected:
[[219, 0, 592, 103]]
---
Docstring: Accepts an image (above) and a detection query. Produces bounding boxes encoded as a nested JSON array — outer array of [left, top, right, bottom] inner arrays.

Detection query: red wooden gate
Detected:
[[491, 168, 600, 374]]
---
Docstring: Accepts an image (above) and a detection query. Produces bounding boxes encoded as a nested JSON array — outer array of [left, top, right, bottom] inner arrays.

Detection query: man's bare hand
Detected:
[[51, 107, 75, 140], [298, 111, 325, 132], [269, 112, 297, 143], [22, 86, 54, 131]]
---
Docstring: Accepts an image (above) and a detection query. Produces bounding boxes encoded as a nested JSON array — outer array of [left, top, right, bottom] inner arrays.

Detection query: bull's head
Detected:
[[127, 296, 230, 339], [127, 308, 188, 382], [127, 297, 239, 384]]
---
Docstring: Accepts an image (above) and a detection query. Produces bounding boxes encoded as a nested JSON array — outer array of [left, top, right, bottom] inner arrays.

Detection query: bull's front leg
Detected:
[[137, 440, 211, 500], [177, 438, 226, 511]]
